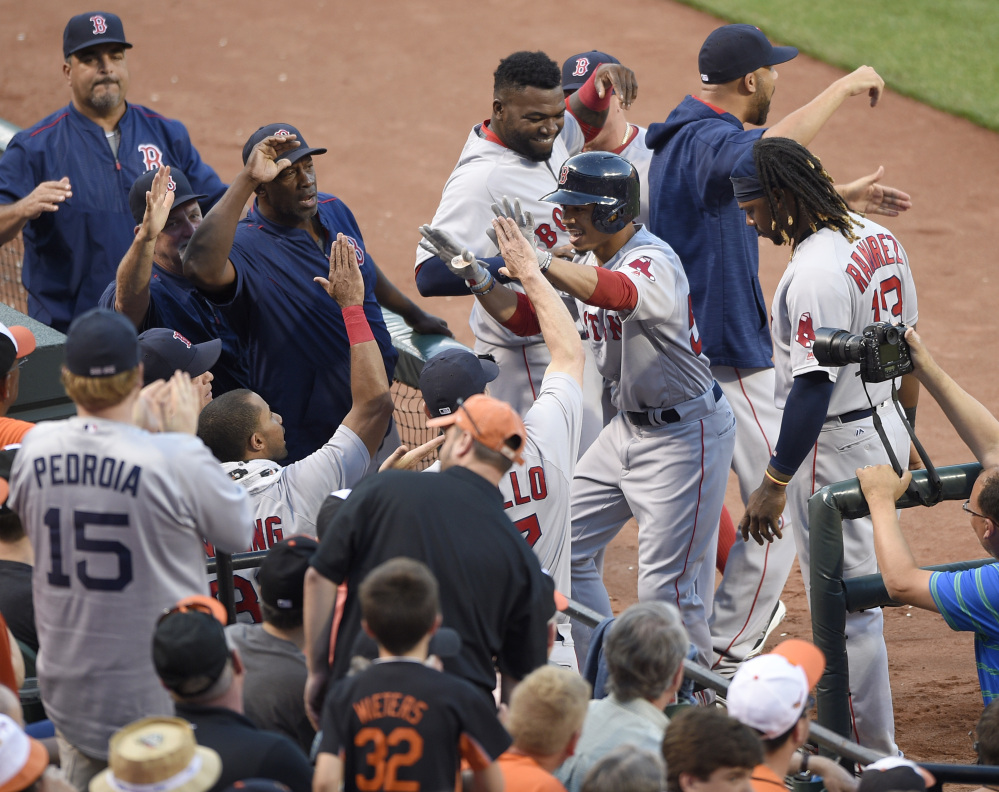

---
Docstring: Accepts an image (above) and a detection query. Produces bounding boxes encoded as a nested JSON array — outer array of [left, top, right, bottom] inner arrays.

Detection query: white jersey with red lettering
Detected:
[[770, 215, 918, 754], [8, 418, 252, 759], [415, 115, 584, 349], [569, 226, 736, 668], [210, 424, 370, 623], [619, 125, 652, 226], [574, 226, 714, 411], [771, 215, 919, 412]]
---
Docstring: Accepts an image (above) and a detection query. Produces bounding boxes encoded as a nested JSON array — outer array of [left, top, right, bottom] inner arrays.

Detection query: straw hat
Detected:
[[90, 717, 221, 792]]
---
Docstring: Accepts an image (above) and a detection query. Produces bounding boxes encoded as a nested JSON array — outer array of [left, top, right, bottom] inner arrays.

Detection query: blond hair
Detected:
[[61, 367, 141, 411], [507, 665, 590, 756]]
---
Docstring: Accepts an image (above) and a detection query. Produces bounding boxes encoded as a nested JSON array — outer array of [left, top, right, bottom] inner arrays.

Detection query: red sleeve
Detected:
[[500, 292, 542, 337], [568, 71, 612, 142], [587, 267, 638, 311]]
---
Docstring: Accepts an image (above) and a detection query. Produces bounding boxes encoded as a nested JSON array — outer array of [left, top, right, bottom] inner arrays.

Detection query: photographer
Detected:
[[731, 137, 918, 754], [858, 327, 999, 706]]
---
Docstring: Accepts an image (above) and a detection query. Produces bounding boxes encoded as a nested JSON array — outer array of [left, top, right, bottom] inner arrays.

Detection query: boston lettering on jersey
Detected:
[[353, 692, 429, 726], [31, 454, 141, 497], [846, 233, 904, 294], [581, 311, 623, 342]]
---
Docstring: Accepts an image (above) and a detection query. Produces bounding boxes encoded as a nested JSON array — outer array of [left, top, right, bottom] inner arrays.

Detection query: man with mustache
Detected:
[[99, 167, 249, 395], [0, 12, 225, 332]]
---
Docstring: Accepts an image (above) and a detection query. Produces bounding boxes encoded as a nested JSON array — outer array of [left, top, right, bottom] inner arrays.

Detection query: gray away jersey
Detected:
[[8, 417, 252, 758]]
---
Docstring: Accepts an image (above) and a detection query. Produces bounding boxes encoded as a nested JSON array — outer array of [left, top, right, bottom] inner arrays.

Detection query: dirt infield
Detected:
[[6, 0, 999, 766]]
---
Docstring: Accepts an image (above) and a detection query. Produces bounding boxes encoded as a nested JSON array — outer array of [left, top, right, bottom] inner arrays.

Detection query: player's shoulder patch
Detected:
[[626, 256, 656, 282], [795, 312, 817, 361]]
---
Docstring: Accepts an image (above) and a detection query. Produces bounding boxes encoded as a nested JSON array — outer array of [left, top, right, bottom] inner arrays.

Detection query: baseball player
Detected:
[[414, 51, 636, 435], [99, 166, 249, 395], [182, 125, 449, 465], [645, 24, 912, 674], [561, 51, 652, 226], [438, 154, 736, 669], [7, 308, 251, 786], [733, 138, 918, 754], [419, 207, 585, 668], [195, 234, 395, 622], [0, 12, 226, 332]]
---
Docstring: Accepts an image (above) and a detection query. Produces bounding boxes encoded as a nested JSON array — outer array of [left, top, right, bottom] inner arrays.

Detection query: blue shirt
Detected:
[[930, 563, 999, 704], [98, 264, 249, 395], [0, 102, 225, 331], [222, 194, 397, 463], [646, 95, 770, 369]]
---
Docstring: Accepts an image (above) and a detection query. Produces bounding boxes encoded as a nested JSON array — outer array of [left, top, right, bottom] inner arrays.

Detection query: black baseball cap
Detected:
[[129, 168, 207, 225], [419, 348, 500, 419], [561, 51, 620, 93], [153, 610, 230, 697], [241, 123, 327, 166], [64, 308, 139, 378], [257, 535, 319, 612], [63, 12, 132, 59], [138, 328, 221, 386], [698, 24, 798, 85]]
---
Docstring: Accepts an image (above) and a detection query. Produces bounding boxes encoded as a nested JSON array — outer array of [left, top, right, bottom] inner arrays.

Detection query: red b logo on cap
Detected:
[[275, 129, 291, 137], [572, 57, 590, 77], [558, 165, 569, 185], [90, 15, 107, 34]]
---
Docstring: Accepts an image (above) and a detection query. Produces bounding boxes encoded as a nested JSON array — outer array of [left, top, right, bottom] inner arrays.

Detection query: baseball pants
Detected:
[[569, 391, 737, 667], [787, 402, 908, 756], [710, 366, 798, 674], [475, 337, 605, 459]]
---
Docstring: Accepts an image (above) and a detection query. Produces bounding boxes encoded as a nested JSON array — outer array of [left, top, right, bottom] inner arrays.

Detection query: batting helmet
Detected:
[[542, 152, 640, 234]]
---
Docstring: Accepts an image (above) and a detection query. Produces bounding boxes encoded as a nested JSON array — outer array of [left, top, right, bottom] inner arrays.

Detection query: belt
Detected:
[[834, 407, 873, 423], [626, 382, 723, 427]]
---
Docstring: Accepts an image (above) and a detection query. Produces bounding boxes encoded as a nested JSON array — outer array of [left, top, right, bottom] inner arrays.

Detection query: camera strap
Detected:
[[865, 380, 943, 506]]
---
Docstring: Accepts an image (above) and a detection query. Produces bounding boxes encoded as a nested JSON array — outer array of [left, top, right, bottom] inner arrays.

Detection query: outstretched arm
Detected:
[[836, 166, 912, 218], [906, 328, 999, 469], [372, 260, 452, 336], [0, 178, 73, 246], [115, 166, 175, 326], [315, 234, 394, 458], [766, 66, 885, 146], [491, 215, 584, 385], [857, 465, 937, 611], [567, 63, 638, 133], [182, 135, 300, 292]]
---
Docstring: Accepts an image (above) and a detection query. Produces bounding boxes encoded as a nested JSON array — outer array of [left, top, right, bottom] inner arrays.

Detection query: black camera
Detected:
[[812, 322, 913, 383]]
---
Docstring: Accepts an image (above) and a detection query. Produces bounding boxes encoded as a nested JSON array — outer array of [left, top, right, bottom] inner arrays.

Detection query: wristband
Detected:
[[904, 406, 916, 428], [469, 270, 496, 296], [577, 72, 612, 112], [538, 250, 553, 273], [764, 469, 790, 487], [342, 305, 374, 345]]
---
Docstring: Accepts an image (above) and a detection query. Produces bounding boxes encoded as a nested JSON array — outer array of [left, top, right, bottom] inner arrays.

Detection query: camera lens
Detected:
[[813, 328, 866, 366]]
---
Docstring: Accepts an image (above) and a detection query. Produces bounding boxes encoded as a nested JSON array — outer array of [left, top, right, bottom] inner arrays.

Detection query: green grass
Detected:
[[675, 0, 999, 131]]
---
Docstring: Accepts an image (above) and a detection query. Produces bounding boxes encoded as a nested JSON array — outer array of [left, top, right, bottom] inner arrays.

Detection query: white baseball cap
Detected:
[[0, 714, 48, 792], [726, 639, 826, 739]]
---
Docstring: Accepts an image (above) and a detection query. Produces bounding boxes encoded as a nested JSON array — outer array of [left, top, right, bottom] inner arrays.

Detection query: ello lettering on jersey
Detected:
[[504, 467, 547, 547], [138, 145, 165, 171]]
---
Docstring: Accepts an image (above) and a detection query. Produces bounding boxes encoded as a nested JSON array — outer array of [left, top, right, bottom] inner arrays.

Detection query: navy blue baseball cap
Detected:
[[129, 168, 207, 225], [561, 51, 620, 93], [64, 308, 139, 378], [242, 123, 327, 166], [63, 12, 132, 59], [698, 24, 797, 84], [730, 145, 764, 203], [138, 328, 221, 385], [257, 535, 319, 612], [419, 348, 500, 419]]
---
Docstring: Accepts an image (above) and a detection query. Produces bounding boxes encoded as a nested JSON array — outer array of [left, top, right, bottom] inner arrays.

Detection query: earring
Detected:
[[771, 219, 777, 231], [787, 215, 794, 226]]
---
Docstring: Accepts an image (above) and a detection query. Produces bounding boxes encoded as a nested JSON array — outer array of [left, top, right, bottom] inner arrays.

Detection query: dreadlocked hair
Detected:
[[752, 137, 859, 249]]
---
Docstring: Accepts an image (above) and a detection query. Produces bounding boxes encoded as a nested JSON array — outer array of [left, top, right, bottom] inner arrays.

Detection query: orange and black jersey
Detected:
[[318, 659, 511, 792]]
